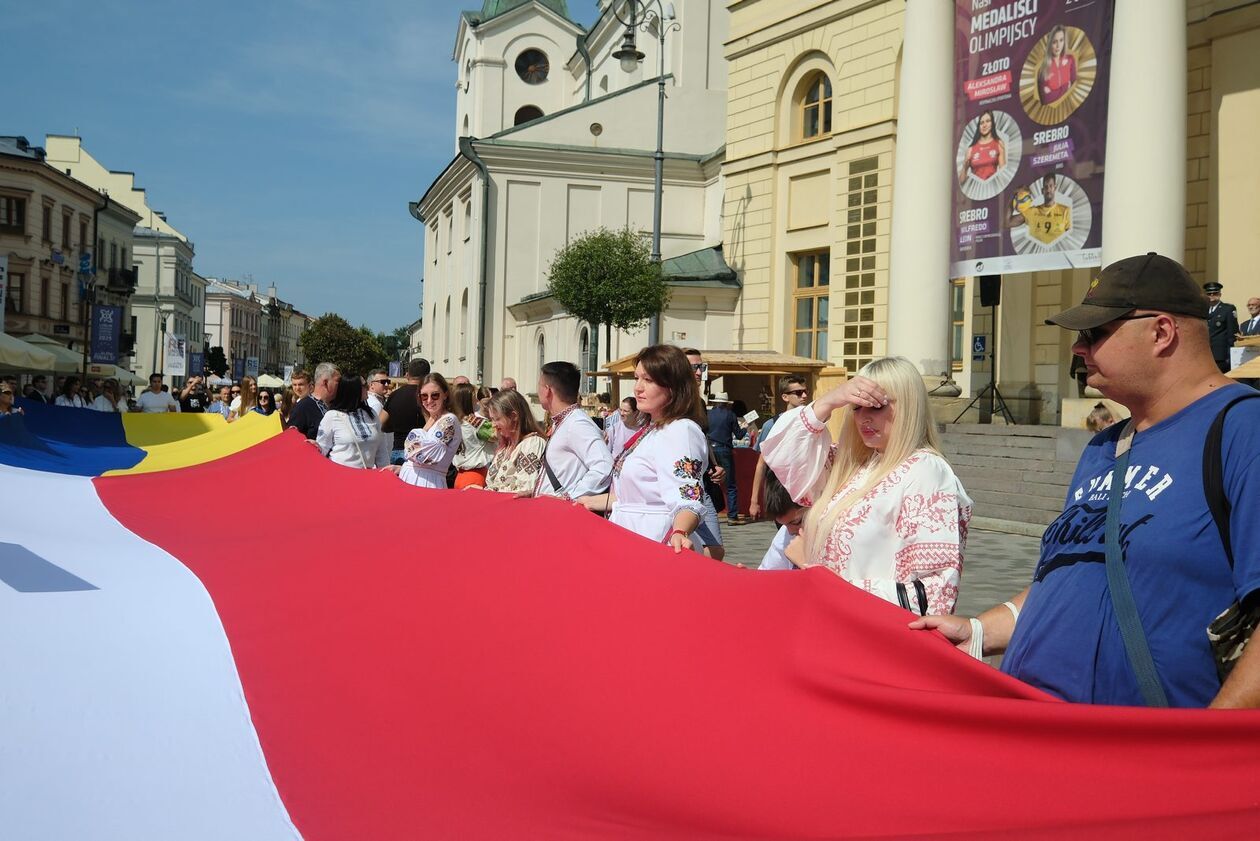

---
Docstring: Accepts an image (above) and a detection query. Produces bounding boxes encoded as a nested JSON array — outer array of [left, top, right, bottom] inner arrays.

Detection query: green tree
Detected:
[[374, 325, 413, 360], [546, 227, 668, 377], [205, 346, 229, 377], [301, 314, 389, 376]]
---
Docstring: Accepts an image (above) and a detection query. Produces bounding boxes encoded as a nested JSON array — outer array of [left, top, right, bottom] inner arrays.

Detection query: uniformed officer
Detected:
[[1204, 281, 1239, 372]]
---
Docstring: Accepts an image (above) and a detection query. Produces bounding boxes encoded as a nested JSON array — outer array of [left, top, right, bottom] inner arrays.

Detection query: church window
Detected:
[[515, 49, 549, 84]]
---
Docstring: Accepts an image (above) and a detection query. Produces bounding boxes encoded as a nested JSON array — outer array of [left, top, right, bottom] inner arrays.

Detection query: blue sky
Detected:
[[4, 0, 600, 333]]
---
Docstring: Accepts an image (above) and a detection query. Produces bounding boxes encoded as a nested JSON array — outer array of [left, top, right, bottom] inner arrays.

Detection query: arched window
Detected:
[[459, 290, 469, 361], [800, 72, 832, 140], [537, 333, 546, 381], [514, 105, 544, 126], [444, 296, 452, 364], [462, 114, 469, 136]]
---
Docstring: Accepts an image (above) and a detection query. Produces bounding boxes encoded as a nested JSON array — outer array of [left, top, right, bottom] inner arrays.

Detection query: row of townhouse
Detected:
[[3, 135, 313, 386]]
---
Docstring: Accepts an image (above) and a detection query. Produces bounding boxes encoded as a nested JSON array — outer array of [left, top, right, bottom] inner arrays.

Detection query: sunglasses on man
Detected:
[[784, 389, 808, 397], [1076, 314, 1160, 348]]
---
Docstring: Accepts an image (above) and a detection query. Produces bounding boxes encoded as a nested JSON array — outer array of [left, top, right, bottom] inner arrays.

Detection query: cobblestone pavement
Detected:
[[718, 518, 1042, 618]]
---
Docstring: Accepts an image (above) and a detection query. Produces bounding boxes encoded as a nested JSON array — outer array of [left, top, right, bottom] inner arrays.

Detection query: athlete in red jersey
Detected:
[[959, 110, 1006, 186], [1039, 26, 1077, 105]]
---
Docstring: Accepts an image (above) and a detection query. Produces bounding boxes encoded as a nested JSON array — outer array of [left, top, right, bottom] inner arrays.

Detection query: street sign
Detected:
[[972, 335, 987, 362]]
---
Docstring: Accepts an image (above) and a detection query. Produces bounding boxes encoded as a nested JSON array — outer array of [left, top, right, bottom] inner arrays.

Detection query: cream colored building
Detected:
[[414, 0, 732, 394], [204, 278, 263, 377], [1, 136, 143, 372], [44, 135, 205, 386], [721, 0, 1260, 425]]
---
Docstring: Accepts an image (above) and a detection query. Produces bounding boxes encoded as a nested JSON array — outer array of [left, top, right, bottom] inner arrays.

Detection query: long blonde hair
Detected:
[[802, 357, 943, 563]]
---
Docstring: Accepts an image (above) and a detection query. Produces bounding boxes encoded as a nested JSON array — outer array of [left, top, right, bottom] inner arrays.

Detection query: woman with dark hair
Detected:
[[605, 396, 647, 460], [578, 344, 710, 553], [395, 373, 461, 488], [959, 109, 1006, 185], [1038, 25, 1076, 105], [276, 386, 296, 425], [54, 376, 88, 408], [316, 376, 391, 469], [451, 382, 497, 488], [251, 388, 276, 416], [482, 389, 546, 497], [90, 379, 125, 412]]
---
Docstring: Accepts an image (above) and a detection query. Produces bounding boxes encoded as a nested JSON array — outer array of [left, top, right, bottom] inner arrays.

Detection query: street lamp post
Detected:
[[611, 0, 680, 347]]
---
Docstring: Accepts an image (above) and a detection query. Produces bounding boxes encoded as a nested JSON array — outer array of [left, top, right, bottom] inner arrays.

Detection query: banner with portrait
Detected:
[[951, 0, 1115, 278]]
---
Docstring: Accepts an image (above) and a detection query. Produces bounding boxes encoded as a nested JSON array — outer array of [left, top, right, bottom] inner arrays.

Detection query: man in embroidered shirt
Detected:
[[288, 362, 340, 441], [535, 361, 612, 501], [912, 253, 1260, 708]]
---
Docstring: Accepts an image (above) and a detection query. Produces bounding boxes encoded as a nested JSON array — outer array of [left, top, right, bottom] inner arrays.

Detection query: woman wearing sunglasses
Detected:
[[89, 379, 126, 413], [393, 373, 461, 488], [251, 389, 276, 416], [228, 376, 257, 422]]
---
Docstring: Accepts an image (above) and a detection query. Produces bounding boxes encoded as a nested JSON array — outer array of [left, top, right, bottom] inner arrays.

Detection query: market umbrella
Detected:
[[19, 334, 83, 374], [256, 373, 285, 389], [0, 332, 58, 372]]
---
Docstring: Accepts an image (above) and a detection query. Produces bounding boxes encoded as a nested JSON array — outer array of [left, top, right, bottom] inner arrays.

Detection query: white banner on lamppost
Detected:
[[245, 356, 260, 378], [282, 364, 294, 385], [165, 334, 188, 376]]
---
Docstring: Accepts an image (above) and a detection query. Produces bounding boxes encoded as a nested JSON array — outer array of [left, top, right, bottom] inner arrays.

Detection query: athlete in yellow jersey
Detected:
[[1010, 174, 1071, 246]]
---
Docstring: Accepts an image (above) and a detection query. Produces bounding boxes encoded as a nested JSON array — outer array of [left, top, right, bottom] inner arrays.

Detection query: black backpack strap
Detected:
[[1202, 393, 1260, 571]]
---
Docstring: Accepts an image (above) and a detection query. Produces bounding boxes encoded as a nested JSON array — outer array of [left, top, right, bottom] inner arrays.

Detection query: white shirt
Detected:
[[54, 394, 87, 408], [317, 408, 391, 469], [136, 390, 179, 413], [758, 525, 795, 571], [397, 413, 461, 489], [90, 395, 123, 413], [536, 405, 614, 500], [762, 404, 973, 615], [367, 392, 386, 417]]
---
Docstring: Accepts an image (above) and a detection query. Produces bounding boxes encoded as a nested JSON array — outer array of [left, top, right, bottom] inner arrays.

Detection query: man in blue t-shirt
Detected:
[[912, 253, 1260, 708]]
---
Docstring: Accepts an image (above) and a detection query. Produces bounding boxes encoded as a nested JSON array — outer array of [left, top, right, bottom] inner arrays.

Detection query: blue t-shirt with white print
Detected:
[[1002, 385, 1260, 707]]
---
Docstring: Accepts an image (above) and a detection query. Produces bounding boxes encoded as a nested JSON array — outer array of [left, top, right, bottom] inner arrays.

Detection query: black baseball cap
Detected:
[[1045, 252, 1208, 331]]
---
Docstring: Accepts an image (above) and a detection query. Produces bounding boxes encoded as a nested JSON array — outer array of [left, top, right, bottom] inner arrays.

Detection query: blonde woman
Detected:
[[761, 357, 973, 616], [228, 376, 257, 421], [482, 389, 547, 497]]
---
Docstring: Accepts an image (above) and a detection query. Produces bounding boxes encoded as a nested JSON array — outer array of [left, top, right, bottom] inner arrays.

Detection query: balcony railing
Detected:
[[106, 267, 138, 292]]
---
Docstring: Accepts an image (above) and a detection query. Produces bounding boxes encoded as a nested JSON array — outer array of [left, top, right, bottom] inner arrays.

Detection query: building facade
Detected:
[[414, 0, 733, 395], [1, 136, 141, 372], [204, 278, 263, 378], [720, 0, 1260, 425], [43, 135, 204, 386]]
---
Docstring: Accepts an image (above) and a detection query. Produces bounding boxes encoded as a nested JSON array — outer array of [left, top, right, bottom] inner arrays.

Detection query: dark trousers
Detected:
[[711, 444, 738, 517]]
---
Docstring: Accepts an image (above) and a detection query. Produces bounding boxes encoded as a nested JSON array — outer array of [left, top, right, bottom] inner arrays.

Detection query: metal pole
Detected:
[[647, 22, 666, 346]]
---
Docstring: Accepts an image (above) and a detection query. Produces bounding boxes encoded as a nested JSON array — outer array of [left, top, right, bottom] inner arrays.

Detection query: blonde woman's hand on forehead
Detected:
[[815, 375, 889, 420]]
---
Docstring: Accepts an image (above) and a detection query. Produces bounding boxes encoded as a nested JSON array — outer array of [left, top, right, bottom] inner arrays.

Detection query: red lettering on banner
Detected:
[[965, 71, 1012, 100]]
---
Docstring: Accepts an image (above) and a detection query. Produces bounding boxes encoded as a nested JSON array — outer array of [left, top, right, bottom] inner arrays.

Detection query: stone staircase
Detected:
[[938, 424, 1095, 534]]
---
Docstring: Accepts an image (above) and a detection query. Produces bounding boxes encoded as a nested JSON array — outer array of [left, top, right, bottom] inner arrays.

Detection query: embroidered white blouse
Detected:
[[397, 413, 461, 489], [609, 419, 709, 543], [317, 408, 391, 469], [761, 404, 973, 615]]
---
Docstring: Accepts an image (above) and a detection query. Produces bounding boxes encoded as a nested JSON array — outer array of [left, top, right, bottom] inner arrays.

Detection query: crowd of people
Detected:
[[4, 252, 1256, 710]]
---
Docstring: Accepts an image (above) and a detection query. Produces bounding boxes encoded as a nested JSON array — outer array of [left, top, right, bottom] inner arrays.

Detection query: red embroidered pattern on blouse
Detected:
[[894, 491, 957, 540]]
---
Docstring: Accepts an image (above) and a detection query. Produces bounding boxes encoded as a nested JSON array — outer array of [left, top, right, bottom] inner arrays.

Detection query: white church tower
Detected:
[[453, 0, 584, 143]]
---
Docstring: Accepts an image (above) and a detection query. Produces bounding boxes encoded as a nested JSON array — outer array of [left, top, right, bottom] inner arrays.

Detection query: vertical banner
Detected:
[[92, 305, 123, 364], [282, 364, 294, 385], [0, 255, 7, 333], [245, 356, 260, 378], [233, 358, 246, 380], [165, 334, 188, 377], [951, 0, 1114, 278], [388, 361, 402, 378], [188, 351, 204, 376]]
